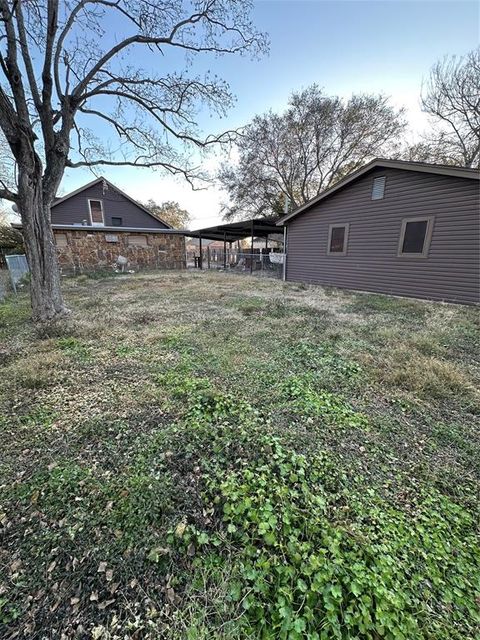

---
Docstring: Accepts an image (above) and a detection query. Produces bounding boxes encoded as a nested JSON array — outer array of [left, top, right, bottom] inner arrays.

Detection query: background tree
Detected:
[[416, 48, 480, 168], [219, 85, 405, 220], [143, 199, 191, 229], [0, 0, 266, 322], [0, 219, 24, 255]]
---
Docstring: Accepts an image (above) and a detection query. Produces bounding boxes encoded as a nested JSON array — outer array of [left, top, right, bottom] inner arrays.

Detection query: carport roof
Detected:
[[187, 218, 282, 242]]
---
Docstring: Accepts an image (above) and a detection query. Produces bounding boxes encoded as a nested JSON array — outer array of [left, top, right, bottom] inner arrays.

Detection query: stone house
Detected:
[[14, 177, 186, 273]]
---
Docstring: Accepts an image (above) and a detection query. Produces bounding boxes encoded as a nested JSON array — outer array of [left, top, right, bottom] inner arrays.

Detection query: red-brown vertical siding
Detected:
[[285, 167, 479, 304]]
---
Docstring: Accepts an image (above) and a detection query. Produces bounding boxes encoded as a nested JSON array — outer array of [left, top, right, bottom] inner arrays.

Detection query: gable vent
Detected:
[[371, 176, 386, 200]]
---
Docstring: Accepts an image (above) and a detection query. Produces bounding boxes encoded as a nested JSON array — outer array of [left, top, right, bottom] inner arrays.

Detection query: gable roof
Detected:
[[52, 177, 173, 228], [277, 158, 479, 225]]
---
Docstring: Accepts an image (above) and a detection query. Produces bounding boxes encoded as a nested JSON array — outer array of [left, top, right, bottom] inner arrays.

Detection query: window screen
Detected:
[[128, 235, 148, 247], [89, 200, 104, 224], [111, 217, 123, 226], [330, 226, 346, 253], [398, 217, 434, 258], [372, 176, 386, 200], [401, 220, 428, 254]]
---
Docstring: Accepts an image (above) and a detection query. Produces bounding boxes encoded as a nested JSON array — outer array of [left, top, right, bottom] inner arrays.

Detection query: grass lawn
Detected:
[[0, 271, 479, 639]]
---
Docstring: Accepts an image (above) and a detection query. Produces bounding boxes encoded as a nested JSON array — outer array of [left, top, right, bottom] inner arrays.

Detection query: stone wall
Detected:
[[54, 229, 185, 273]]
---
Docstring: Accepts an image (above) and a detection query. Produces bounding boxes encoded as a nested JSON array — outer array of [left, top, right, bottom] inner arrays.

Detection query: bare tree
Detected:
[[420, 48, 480, 168], [0, 1, 266, 321], [219, 85, 405, 220]]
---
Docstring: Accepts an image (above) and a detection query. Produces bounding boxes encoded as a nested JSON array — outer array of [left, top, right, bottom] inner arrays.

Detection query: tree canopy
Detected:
[[413, 47, 480, 168], [143, 199, 192, 229], [219, 85, 406, 220]]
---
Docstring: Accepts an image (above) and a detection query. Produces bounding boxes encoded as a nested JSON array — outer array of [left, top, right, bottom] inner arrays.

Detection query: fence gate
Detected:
[[5, 254, 29, 294]]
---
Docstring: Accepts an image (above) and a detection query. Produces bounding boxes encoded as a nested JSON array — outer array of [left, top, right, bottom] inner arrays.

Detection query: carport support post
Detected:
[[199, 234, 203, 270], [250, 220, 254, 274], [223, 232, 227, 269]]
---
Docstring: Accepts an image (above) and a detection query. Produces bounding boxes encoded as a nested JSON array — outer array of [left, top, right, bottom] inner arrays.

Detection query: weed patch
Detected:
[[0, 272, 478, 639], [57, 336, 92, 361]]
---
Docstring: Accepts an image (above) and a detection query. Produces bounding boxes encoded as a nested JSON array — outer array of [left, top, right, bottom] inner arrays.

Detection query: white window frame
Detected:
[[327, 223, 349, 256], [397, 216, 435, 259], [88, 199, 105, 226], [371, 176, 386, 200]]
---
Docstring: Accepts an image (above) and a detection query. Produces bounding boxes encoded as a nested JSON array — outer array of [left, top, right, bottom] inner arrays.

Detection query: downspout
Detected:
[[283, 195, 289, 282]]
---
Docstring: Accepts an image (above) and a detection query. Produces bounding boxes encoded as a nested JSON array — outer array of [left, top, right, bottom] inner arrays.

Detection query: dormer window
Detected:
[[371, 176, 386, 200], [88, 199, 104, 226]]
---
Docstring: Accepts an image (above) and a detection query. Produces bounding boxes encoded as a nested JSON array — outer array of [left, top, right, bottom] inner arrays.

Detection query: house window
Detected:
[[372, 176, 386, 200], [398, 216, 434, 258], [128, 235, 148, 247], [327, 223, 349, 256], [111, 217, 123, 227], [88, 199, 104, 226], [55, 233, 68, 248]]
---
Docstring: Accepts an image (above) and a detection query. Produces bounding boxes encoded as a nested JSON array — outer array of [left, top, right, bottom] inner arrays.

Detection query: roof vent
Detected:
[[372, 176, 386, 200]]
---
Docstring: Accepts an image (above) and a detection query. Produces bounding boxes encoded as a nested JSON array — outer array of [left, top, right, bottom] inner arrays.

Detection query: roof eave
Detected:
[[277, 159, 479, 225], [50, 177, 173, 229], [11, 222, 187, 235]]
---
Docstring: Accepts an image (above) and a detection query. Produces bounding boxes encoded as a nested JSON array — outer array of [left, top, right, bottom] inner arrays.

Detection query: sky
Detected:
[[56, 0, 479, 230]]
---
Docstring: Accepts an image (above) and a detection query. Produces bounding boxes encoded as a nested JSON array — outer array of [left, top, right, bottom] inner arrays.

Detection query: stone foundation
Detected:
[[54, 229, 185, 273]]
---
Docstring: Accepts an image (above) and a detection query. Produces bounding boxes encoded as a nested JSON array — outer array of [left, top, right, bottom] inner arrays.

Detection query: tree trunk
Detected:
[[19, 170, 69, 323]]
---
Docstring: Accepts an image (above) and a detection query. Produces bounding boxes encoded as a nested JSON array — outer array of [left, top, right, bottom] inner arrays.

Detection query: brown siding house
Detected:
[[278, 159, 479, 305]]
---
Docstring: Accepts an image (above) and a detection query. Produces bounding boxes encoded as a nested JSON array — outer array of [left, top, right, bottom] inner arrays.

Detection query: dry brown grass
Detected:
[[0, 270, 478, 640], [376, 345, 477, 399]]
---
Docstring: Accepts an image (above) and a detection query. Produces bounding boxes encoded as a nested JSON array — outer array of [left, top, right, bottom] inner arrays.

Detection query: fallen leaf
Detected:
[[105, 569, 113, 582], [97, 561, 107, 573], [50, 599, 61, 613], [109, 582, 120, 594], [175, 522, 186, 538], [91, 626, 105, 639], [10, 559, 22, 572], [47, 560, 57, 573], [147, 546, 170, 563]]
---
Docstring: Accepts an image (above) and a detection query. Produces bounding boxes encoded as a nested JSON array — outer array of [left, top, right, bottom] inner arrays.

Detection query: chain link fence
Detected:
[[5, 254, 29, 294], [186, 249, 285, 279]]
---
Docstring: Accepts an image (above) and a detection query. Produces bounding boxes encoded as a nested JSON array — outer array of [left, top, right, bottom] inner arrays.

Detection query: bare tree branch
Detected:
[[419, 48, 480, 168], [219, 86, 405, 220], [0, 0, 267, 321]]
